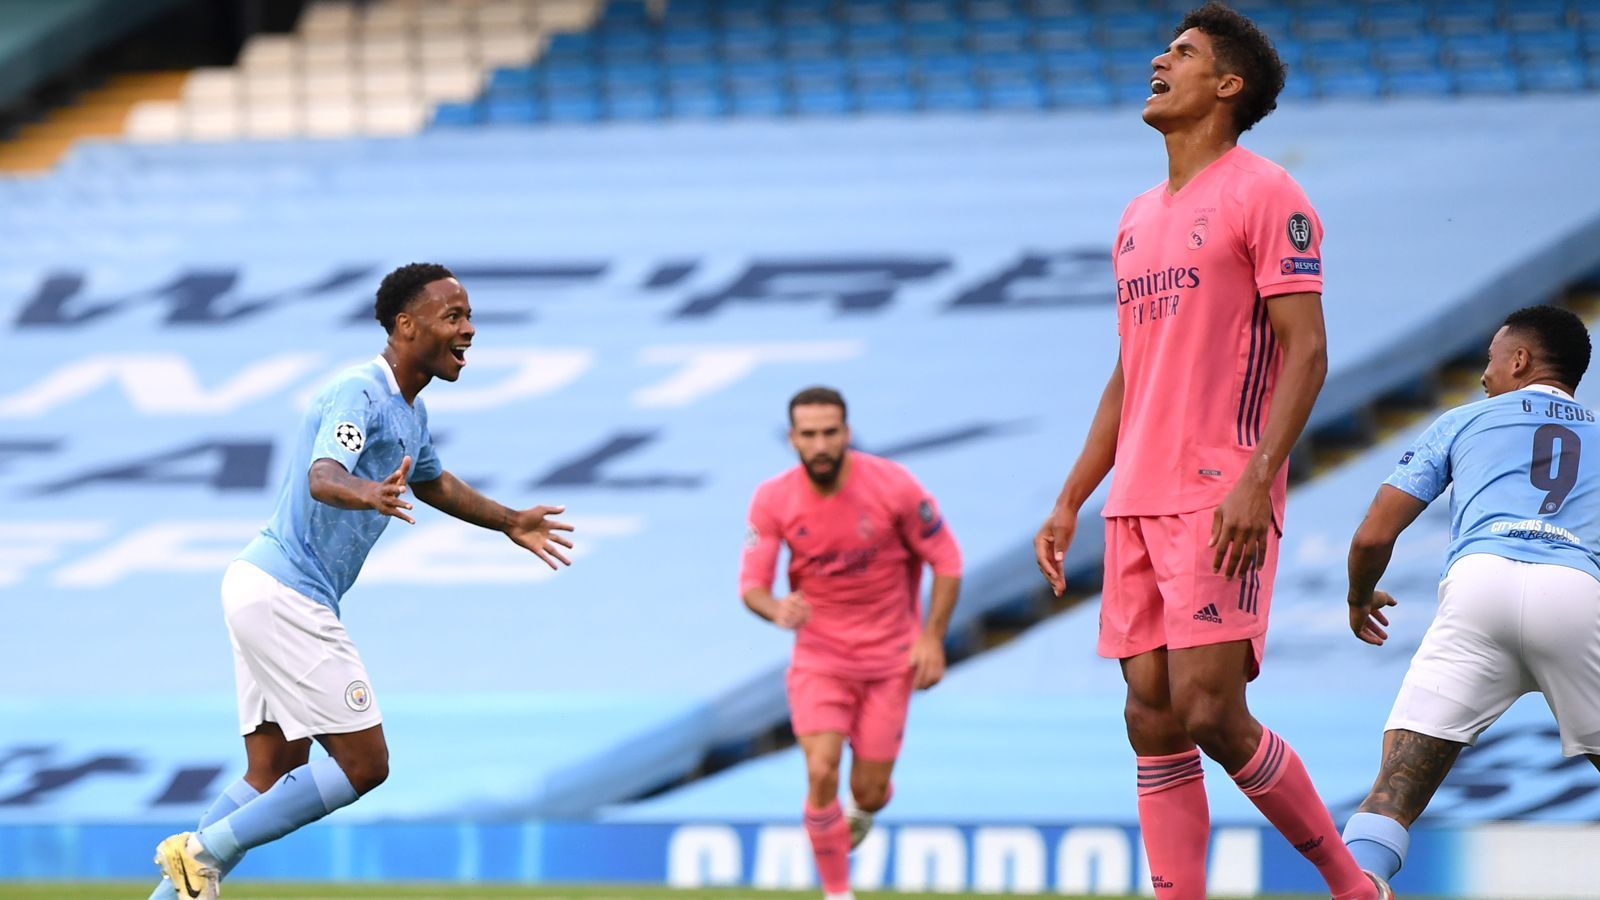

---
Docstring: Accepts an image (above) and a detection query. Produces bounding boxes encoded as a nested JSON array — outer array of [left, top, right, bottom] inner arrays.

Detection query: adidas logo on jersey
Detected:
[[1193, 603, 1222, 624], [1120, 234, 1136, 255]]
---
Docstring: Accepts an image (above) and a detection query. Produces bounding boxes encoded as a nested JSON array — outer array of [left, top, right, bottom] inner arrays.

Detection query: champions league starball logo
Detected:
[[334, 422, 365, 453]]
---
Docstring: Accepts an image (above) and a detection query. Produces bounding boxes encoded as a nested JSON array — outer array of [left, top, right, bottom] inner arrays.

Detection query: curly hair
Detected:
[[374, 262, 455, 333], [1503, 305, 1592, 389], [1176, 2, 1288, 135]]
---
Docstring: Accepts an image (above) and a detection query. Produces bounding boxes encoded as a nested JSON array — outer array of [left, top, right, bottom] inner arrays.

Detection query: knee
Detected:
[[806, 758, 840, 797], [851, 777, 890, 812], [1124, 695, 1187, 749], [1174, 694, 1246, 758], [342, 753, 390, 796]]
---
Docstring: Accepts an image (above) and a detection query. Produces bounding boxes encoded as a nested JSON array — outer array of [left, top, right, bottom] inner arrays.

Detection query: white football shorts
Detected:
[[222, 559, 381, 741], [1386, 552, 1600, 756]]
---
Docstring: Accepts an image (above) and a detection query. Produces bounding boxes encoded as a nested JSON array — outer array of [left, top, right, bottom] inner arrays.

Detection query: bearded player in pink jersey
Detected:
[[1033, 4, 1387, 899], [741, 386, 962, 900]]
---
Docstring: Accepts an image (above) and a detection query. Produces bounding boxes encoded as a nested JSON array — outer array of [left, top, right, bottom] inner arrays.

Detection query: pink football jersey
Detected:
[[1104, 146, 1324, 519]]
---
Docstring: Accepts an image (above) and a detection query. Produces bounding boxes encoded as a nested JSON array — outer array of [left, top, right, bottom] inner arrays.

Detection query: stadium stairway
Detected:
[[0, 71, 186, 173]]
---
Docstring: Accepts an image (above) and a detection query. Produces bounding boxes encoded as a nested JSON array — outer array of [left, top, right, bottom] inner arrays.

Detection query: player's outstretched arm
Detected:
[[309, 456, 416, 523], [1035, 356, 1124, 596], [1346, 484, 1428, 645], [411, 471, 574, 570], [1211, 293, 1327, 579]]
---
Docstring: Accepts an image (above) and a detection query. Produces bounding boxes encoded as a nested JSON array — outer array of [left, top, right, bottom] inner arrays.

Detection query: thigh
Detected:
[[1150, 511, 1278, 678], [1386, 554, 1531, 745], [851, 671, 913, 761], [1098, 517, 1167, 661], [1517, 562, 1600, 757], [224, 561, 382, 741], [787, 667, 857, 740]]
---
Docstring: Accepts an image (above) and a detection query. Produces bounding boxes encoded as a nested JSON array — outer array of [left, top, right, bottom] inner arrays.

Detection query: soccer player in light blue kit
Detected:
[[152, 263, 575, 900], [1340, 305, 1600, 892]]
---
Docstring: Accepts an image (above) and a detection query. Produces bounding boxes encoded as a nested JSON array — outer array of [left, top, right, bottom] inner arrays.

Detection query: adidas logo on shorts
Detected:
[[1193, 603, 1223, 624]]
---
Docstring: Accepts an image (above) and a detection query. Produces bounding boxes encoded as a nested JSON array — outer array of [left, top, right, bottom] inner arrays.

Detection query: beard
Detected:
[[803, 454, 843, 487]]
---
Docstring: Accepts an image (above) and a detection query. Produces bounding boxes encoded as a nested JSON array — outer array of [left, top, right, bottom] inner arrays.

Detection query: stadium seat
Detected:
[[1455, 64, 1521, 96], [1385, 67, 1454, 97], [1520, 60, 1589, 93], [857, 83, 918, 112], [431, 100, 484, 127], [1432, 1, 1498, 37], [727, 85, 788, 115], [1315, 69, 1383, 99], [1034, 15, 1094, 52], [1046, 77, 1113, 107], [918, 77, 981, 110], [793, 83, 854, 115]]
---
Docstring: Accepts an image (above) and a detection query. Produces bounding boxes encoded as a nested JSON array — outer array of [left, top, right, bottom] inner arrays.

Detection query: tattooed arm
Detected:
[[1356, 728, 1464, 828]]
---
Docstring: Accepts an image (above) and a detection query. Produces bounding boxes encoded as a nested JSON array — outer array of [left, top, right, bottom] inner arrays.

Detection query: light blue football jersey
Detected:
[[1386, 385, 1600, 581], [239, 357, 443, 614]]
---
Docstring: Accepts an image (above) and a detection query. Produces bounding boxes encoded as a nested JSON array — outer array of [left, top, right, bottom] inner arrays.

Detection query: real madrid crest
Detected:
[[1188, 216, 1208, 250]]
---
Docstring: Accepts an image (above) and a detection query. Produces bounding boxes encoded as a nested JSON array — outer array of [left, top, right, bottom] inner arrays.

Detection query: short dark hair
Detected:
[[788, 386, 847, 425], [1503, 305, 1592, 389], [375, 262, 455, 333], [1176, 2, 1287, 135]]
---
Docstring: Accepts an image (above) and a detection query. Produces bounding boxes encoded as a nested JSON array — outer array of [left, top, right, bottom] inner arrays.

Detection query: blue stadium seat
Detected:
[[852, 53, 913, 80], [1278, 71, 1316, 100], [603, 61, 663, 91], [606, 90, 666, 120], [1385, 67, 1454, 97], [544, 32, 598, 65], [777, 0, 831, 25], [793, 83, 854, 115], [919, 77, 981, 110], [661, 33, 716, 63], [969, 0, 1024, 22], [1520, 60, 1589, 93], [1110, 78, 1154, 104], [789, 57, 850, 81], [545, 95, 604, 122], [1315, 70, 1384, 99], [486, 67, 538, 97], [1513, 31, 1582, 64], [976, 50, 1041, 79], [728, 85, 789, 115], [783, 22, 842, 52], [1098, 11, 1162, 49], [1306, 38, 1374, 76], [1294, 6, 1362, 41], [1432, 1, 1498, 37], [721, 25, 780, 57], [430, 101, 483, 128], [971, 19, 1032, 53], [664, 59, 723, 86], [1505, 0, 1570, 35], [665, 91, 730, 118], [1237, 7, 1292, 43], [1454, 64, 1521, 95], [906, 18, 967, 53], [857, 84, 918, 112], [1034, 16, 1094, 52], [918, 52, 977, 78], [842, 0, 898, 25], [725, 59, 785, 87], [541, 63, 600, 91], [1444, 33, 1512, 66], [598, 30, 658, 60], [1046, 77, 1113, 107], [984, 80, 1047, 110], [1031, 0, 1085, 15], [1271, 36, 1305, 68], [1365, 3, 1430, 39], [904, 0, 960, 21], [1374, 34, 1442, 71]]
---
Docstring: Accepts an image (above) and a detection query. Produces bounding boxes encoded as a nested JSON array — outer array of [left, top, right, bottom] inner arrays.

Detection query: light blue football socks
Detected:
[[148, 777, 261, 899], [196, 757, 358, 864], [1342, 811, 1410, 880]]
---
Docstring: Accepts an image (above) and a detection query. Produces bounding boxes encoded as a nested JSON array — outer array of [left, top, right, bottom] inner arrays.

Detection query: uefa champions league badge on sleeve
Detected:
[[345, 681, 372, 712], [335, 422, 365, 453]]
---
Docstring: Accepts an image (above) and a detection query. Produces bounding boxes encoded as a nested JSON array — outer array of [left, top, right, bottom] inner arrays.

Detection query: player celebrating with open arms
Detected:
[[741, 387, 961, 900], [1033, 4, 1383, 899], [151, 263, 574, 900]]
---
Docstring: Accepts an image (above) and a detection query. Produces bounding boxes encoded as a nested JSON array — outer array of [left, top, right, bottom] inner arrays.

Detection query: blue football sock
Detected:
[[1342, 811, 1410, 880], [148, 777, 261, 899], [196, 758, 358, 864]]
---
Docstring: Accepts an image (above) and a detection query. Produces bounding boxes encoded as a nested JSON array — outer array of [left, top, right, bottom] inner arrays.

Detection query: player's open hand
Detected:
[[369, 455, 415, 524], [1349, 590, 1396, 646], [910, 632, 946, 690], [774, 592, 811, 630], [505, 504, 575, 570], [1211, 476, 1273, 579], [1034, 505, 1077, 597]]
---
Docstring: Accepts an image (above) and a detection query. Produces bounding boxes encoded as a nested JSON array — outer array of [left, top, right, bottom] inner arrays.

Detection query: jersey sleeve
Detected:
[[1244, 173, 1324, 300], [310, 378, 377, 473], [411, 401, 444, 483], [738, 485, 783, 596], [1383, 409, 1466, 503], [894, 468, 962, 578]]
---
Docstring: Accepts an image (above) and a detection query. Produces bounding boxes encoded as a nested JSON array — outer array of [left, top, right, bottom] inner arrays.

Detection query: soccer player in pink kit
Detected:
[[1033, 5, 1385, 900], [741, 386, 962, 900]]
